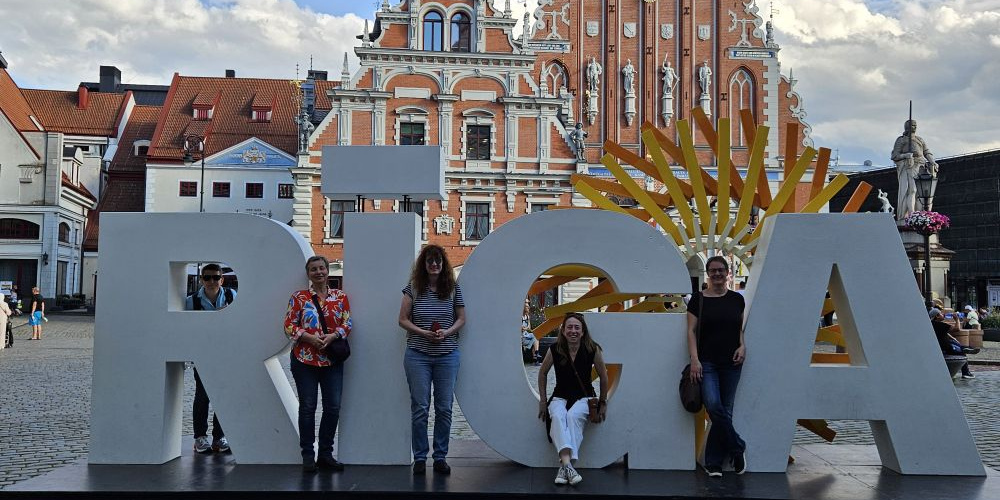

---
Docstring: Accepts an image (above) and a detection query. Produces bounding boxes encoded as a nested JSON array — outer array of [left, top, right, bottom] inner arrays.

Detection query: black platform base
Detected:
[[5, 440, 999, 500]]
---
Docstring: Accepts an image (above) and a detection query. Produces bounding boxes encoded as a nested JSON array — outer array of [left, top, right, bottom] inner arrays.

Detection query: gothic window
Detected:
[[0, 219, 40, 239], [466, 125, 491, 160], [728, 69, 755, 146], [423, 11, 444, 51], [450, 13, 471, 52], [542, 61, 569, 95]]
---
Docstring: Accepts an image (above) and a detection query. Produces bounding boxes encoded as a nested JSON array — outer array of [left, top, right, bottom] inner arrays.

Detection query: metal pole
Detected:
[[199, 153, 206, 213], [924, 232, 932, 309]]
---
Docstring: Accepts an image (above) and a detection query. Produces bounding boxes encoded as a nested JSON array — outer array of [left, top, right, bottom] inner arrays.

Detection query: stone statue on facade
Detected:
[[621, 59, 636, 95], [698, 60, 712, 95], [296, 109, 315, 154], [586, 57, 602, 94], [877, 189, 895, 215], [661, 59, 677, 96], [891, 119, 937, 220], [569, 122, 588, 162]]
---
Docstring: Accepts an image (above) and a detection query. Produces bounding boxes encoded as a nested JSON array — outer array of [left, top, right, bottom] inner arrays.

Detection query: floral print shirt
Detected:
[[284, 287, 352, 367]]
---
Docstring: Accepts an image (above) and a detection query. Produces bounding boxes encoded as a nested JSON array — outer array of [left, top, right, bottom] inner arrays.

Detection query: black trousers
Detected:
[[193, 368, 224, 440]]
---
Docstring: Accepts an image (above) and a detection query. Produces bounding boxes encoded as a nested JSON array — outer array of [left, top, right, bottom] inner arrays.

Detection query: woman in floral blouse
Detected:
[[284, 255, 352, 472]]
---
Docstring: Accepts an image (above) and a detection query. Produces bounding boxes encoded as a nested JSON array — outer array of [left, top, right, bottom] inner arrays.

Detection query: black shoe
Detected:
[[412, 461, 426, 475], [317, 456, 345, 471], [704, 464, 722, 477], [962, 347, 981, 355], [433, 460, 451, 475], [732, 451, 747, 475], [302, 456, 317, 473]]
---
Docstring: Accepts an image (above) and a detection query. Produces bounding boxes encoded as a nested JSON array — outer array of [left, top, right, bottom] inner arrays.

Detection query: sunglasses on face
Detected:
[[202, 275, 223, 282]]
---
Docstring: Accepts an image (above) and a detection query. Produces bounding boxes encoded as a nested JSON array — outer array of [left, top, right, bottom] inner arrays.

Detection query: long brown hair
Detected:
[[409, 244, 455, 299], [553, 312, 601, 364]]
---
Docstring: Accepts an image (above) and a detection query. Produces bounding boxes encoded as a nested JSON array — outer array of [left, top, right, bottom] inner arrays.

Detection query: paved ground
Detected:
[[1, 316, 997, 488]]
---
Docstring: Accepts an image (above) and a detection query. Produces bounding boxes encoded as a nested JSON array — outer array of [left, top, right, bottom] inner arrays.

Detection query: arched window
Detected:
[[0, 218, 40, 240], [58, 222, 70, 243], [423, 11, 444, 51], [450, 12, 471, 52], [541, 60, 569, 95], [728, 69, 755, 146]]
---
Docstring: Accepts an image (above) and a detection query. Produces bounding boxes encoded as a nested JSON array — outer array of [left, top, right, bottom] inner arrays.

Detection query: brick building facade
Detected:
[[293, 0, 813, 277]]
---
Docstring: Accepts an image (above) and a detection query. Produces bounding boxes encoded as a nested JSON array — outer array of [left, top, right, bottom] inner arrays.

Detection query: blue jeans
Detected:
[[404, 347, 459, 461], [702, 361, 746, 468], [290, 355, 344, 459]]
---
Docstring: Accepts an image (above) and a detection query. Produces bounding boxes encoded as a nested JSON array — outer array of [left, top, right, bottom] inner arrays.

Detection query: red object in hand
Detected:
[[431, 321, 441, 332]]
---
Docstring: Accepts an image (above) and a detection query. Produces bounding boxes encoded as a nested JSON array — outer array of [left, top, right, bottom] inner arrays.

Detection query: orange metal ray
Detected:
[[641, 125, 722, 199], [842, 182, 874, 213], [604, 140, 695, 198], [527, 275, 577, 297], [801, 174, 850, 213], [690, 109, 746, 201], [570, 173, 673, 207], [716, 117, 732, 230], [677, 119, 713, 233], [798, 419, 837, 442], [810, 147, 833, 199], [740, 109, 772, 208]]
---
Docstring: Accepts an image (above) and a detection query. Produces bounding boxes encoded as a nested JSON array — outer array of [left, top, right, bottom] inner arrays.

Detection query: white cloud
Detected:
[[761, 0, 1000, 163]]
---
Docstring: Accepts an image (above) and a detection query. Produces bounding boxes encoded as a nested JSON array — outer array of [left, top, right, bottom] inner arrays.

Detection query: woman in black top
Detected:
[[687, 256, 746, 477], [537, 312, 608, 486], [29, 287, 45, 340]]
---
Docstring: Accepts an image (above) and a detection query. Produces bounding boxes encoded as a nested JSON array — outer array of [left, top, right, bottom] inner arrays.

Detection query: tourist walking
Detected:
[[184, 263, 235, 454], [536, 312, 609, 486], [0, 293, 11, 349], [28, 287, 45, 340], [398, 245, 465, 475], [687, 256, 747, 477], [284, 255, 352, 472]]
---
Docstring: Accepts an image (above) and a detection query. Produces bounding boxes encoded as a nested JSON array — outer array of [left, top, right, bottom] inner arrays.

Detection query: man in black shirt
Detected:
[[929, 308, 978, 379]]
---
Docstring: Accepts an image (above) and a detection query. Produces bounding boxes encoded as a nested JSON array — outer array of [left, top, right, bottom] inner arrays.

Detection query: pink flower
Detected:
[[903, 211, 950, 235]]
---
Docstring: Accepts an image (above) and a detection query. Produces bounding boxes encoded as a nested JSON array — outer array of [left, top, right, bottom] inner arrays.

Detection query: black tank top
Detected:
[[551, 344, 597, 405]]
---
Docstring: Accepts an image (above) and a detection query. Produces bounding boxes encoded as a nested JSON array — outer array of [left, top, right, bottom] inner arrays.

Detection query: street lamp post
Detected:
[[183, 135, 206, 213], [915, 170, 938, 309]]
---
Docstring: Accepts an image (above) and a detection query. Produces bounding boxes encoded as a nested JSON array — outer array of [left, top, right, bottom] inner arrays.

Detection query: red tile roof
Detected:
[[22, 88, 126, 136], [61, 171, 97, 200], [82, 175, 145, 252], [0, 69, 40, 132], [148, 75, 300, 162], [109, 105, 161, 173], [314, 80, 340, 110]]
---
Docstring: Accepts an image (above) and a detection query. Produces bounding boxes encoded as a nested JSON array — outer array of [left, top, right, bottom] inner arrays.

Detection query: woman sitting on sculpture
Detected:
[[536, 312, 609, 486]]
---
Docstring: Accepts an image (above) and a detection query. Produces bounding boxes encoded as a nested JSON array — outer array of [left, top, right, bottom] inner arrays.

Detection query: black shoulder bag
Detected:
[[679, 293, 704, 413], [311, 294, 351, 363]]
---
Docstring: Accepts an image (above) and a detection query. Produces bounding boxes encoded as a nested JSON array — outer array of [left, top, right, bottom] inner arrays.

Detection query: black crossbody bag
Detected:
[[311, 294, 350, 363]]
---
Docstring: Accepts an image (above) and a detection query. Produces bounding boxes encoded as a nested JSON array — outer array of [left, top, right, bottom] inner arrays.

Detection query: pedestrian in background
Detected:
[[398, 245, 465, 475], [28, 287, 45, 340], [284, 255, 352, 472], [0, 293, 11, 349]]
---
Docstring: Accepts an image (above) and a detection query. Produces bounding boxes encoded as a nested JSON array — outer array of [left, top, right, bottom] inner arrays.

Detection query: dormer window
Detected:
[[193, 106, 212, 121], [133, 140, 151, 157], [250, 93, 274, 123], [192, 92, 219, 121]]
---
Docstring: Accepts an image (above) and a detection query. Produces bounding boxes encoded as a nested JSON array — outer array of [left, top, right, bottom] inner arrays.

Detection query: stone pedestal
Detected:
[[898, 226, 954, 306]]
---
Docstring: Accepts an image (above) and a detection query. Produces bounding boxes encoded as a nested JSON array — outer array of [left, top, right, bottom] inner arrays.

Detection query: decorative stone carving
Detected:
[[697, 24, 711, 40], [661, 23, 674, 39], [697, 60, 712, 118], [586, 21, 599, 37], [534, 0, 570, 41], [295, 109, 315, 154], [877, 189, 895, 215], [623, 22, 637, 38], [434, 214, 455, 235]]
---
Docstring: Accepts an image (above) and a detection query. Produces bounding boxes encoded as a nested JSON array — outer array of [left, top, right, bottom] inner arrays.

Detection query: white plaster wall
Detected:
[[146, 165, 294, 222], [0, 114, 41, 204]]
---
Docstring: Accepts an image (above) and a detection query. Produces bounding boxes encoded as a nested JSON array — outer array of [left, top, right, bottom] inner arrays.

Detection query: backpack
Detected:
[[189, 288, 234, 310]]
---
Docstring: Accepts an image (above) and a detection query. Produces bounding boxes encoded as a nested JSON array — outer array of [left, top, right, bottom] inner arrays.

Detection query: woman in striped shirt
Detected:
[[398, 245, 466, 475]]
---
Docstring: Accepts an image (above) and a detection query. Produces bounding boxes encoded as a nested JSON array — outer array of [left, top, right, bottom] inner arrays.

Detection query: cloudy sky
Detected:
[[1, 0, 997, 165]]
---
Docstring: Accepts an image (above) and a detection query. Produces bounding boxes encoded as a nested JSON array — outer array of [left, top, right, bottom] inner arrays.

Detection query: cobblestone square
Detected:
[[1, 315, 996, 489]]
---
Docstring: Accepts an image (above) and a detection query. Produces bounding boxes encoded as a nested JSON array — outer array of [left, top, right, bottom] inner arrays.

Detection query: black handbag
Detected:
[[679, 293, 703, 413], [310, 294, 350, 362]]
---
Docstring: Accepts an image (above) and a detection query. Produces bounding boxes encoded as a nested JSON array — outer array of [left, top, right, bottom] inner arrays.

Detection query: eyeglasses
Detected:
[[202, 275, 223, 281], [706, 268, 728, 275]]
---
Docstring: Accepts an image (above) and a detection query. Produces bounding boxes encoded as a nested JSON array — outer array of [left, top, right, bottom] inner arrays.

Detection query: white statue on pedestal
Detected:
[[891, 119, 937, 221]]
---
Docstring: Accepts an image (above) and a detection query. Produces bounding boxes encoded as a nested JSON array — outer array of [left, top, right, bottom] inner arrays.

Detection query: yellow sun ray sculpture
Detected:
[[528, 108, 875, 444]]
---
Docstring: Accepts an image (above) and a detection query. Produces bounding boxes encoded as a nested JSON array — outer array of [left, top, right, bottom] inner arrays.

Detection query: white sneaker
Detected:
[[565, 464, 583, 485], [554, 465, 568, 485], [212, 437, 230, 453], [193, 436, 212, 454]]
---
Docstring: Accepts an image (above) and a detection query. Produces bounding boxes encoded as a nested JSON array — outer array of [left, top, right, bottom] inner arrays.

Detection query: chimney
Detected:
[[77, 85, 89, 110], [307, 69, 328, 81], [225, 69, 236, 78], [99, 65, 121, 93]]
